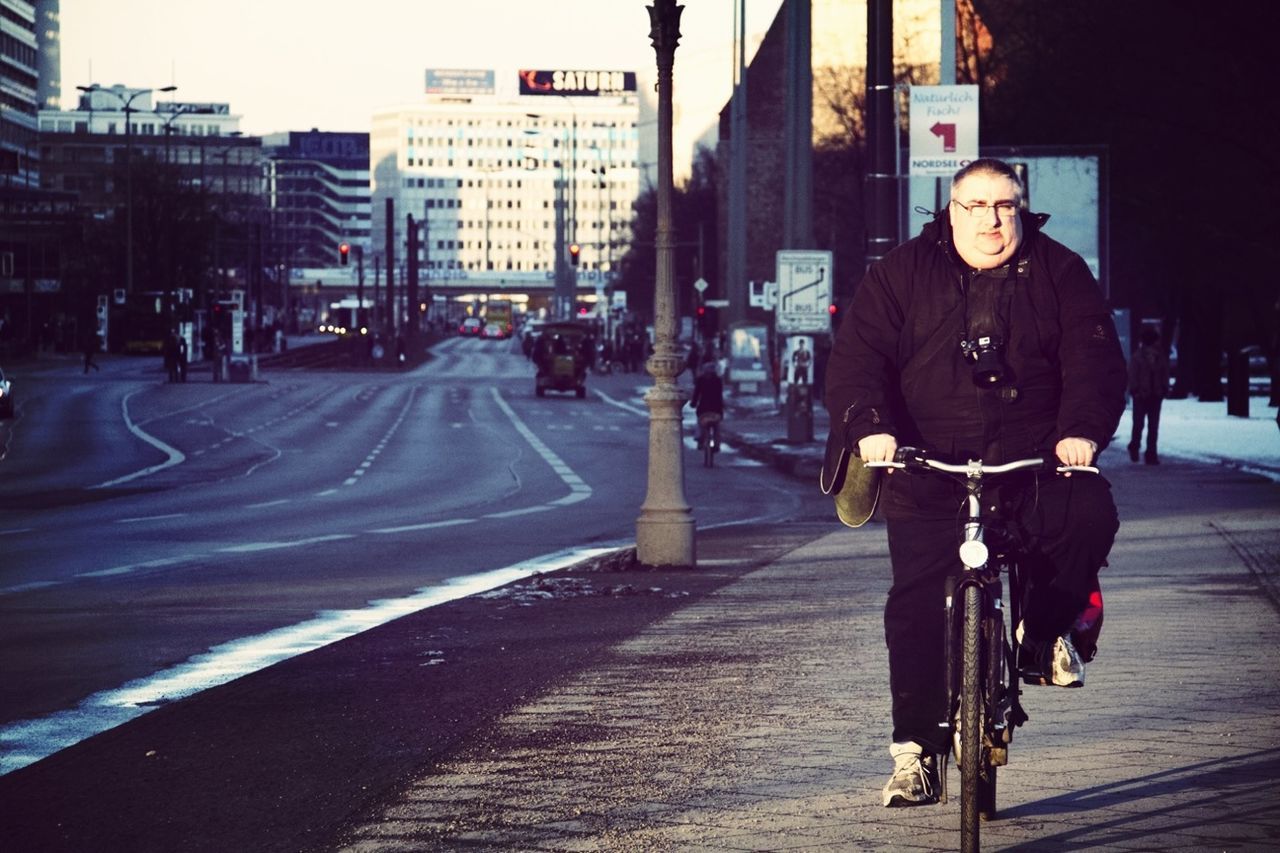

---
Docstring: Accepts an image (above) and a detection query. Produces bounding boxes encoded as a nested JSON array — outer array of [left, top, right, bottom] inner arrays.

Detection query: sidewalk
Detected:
[[325, 410, 1280, 850]]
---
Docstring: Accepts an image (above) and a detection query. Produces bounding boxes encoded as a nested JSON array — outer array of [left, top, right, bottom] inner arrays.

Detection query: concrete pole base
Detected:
[[635, 512, 696, 568]]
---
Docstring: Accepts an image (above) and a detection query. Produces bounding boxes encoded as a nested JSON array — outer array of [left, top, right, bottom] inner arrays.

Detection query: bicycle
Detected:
[[868, 447, 1097, 853], [698, 412, 722, 468]]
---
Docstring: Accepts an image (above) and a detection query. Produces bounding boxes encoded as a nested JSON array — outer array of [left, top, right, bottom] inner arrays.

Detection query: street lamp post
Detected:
[[77, 84, 177, 297], [636, 0, 695, 568]]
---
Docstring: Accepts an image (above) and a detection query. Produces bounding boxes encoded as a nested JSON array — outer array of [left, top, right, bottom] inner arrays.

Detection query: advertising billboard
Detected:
[[425, 69, 496, 95], [518, 70, 637, 97]]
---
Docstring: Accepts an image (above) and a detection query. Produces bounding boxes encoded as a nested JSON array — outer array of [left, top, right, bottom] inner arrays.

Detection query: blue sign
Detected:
[[425, 69, 495, 95]]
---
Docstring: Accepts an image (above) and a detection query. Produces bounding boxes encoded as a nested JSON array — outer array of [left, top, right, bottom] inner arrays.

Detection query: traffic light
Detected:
[[568, 243, 581, 266], [339, 242, 350, 266], [828, 302, 841, 328]]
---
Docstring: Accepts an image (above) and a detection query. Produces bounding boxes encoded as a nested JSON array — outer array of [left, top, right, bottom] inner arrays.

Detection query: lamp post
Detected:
[[636, 0, 694, 568], [77, 84, 177, 297]]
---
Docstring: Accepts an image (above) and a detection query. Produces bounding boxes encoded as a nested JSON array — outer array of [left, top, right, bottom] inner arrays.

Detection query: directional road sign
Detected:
[[775, 250, 833, 334]]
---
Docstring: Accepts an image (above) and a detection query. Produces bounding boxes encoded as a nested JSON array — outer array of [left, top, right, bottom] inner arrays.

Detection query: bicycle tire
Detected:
[[704, 424, 716, 467], [960, 584, 983, 853], [979, 602, 1002, 821]]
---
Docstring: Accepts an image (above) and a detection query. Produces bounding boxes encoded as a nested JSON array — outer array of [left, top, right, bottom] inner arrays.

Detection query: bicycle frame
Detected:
[[870, 448, 1096, 851]]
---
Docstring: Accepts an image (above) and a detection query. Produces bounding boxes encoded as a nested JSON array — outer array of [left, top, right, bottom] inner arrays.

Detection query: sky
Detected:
[[58, 0, 785, 178]]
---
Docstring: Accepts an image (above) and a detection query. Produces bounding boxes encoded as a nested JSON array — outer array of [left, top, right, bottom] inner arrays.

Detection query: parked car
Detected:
[[0, 366, 13, 418], [458, 317, 483, 336]]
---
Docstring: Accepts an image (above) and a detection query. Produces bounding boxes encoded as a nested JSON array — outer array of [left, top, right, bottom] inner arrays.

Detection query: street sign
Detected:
[[909, 85, 979, 176], [775, 250, 833, 333], [693, 277, 709, 293]]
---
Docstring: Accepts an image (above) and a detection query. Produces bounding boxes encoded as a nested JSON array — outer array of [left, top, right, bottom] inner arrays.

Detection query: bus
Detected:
[[481, 299, 514, 339]]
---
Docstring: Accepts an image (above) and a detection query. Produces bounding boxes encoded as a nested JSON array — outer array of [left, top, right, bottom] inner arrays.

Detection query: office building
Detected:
[[263, 130, 370, 269], [370, 68, 641, 313], [1, 0, 40, 187]]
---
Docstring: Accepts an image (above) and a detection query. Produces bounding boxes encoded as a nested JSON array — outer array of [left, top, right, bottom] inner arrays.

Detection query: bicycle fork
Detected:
[[938, 489, 1010, 802]]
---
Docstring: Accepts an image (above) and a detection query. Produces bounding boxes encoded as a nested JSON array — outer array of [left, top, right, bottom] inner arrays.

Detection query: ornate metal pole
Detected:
[[636, 0, 695, 567]]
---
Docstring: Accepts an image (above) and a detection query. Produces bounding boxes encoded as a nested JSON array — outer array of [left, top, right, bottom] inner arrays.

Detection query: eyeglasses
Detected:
[[952, 199, 1020, 220]]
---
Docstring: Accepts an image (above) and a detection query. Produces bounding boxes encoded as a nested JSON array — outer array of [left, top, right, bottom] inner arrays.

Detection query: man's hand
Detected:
[[858, 433, 898, 464], [1055, 437, 1098, 468]]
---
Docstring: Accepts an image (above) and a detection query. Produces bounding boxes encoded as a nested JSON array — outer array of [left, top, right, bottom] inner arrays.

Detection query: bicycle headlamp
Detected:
[[959, 539, 989, 569]]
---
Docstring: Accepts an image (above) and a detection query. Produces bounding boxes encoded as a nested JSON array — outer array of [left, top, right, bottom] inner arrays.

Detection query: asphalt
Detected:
[[3, 359, 1279, 852]]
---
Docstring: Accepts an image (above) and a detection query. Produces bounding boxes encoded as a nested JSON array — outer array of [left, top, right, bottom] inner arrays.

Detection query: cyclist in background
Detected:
[[823, 158, 1126, 808], [688, 361, 725, 450]]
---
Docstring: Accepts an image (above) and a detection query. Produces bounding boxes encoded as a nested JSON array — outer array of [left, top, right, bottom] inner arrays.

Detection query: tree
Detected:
[[967, 0, 1278, 401], [614, 145, 720, 326]]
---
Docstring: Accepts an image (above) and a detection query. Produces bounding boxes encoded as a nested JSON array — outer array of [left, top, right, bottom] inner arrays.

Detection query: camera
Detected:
[[960, 334, 1006, 386]]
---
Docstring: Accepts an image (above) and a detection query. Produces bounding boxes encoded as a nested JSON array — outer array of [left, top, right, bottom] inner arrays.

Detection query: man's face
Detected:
[[949, 172, 1023, 270]]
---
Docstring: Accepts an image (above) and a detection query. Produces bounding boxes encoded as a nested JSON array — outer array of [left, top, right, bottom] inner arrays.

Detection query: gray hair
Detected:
[[951, 158, 1026, 205]]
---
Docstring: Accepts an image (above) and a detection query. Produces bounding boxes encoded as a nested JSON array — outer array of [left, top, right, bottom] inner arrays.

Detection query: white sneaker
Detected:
[[1050, 633, 1085, 688], [882, 741, 940, 807], [1016, 621, 1085, 688]]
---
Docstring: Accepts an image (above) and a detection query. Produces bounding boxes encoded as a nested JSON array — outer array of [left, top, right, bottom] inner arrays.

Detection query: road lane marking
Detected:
[[338, 386, 417, 489], [90, 389, 186, 489], [594, 388, 648, 418], [115, 513, 188, 524], [218, 534, 356, 553], [490, 387, 592, 505], [484, 505, 554, 519], [245, 499, 291, 509], [77, 555, 196, 579], [369, 518, 476, 534], [0, 545, 614, 776]]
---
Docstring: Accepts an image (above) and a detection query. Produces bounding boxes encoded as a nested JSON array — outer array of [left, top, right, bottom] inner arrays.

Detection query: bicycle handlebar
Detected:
[[865, 446, 1098, 477]]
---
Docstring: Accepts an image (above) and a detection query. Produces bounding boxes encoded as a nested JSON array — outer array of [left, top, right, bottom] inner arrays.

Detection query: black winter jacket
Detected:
[[823, 209, 1125, 505]]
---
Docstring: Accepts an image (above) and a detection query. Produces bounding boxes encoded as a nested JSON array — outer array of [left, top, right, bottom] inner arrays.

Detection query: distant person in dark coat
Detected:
[[1127, 326, 1170, 464]]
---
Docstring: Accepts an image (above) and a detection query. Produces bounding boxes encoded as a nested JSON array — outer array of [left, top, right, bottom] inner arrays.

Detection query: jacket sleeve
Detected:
[[824, 261, 906, 452], [1052, 253, 1127, 448]]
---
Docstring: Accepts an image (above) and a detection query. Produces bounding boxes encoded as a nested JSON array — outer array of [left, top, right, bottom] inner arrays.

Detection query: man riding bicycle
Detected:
[[823, 158, 1126, 808], [688, 361, 725, 450]]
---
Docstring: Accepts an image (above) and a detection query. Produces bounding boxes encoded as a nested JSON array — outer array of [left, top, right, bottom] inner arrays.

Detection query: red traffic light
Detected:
[[828, 303, 838, 315], [696, 305, 706, 317], [339, 242, 350, 266]]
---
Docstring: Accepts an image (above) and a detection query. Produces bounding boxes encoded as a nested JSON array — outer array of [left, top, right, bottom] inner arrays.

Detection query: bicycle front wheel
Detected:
[[960, 583, 983, 853]]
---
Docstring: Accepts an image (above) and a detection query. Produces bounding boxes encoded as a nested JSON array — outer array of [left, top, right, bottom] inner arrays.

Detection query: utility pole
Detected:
[[406, 213, 419, 343], [384, 197, 395, 335], [865, 0, 898, 269]]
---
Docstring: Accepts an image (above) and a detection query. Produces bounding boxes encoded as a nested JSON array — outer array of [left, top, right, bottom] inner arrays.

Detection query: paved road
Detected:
[[0, 340, 815, 772]]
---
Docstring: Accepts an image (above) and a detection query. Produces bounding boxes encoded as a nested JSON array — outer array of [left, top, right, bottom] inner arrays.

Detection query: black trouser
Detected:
[[883, 474, 1119, 754], [1129, 396, 1163, 456]]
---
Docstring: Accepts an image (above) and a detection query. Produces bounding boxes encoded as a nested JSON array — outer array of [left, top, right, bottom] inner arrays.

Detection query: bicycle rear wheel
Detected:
[[960, 584, 983, 853], [704, 424, 716, 467]]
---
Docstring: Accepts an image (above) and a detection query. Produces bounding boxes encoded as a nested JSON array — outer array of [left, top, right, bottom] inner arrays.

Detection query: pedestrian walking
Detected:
[[1127, 326, 1169, 464], [82, 333, 100, 374]]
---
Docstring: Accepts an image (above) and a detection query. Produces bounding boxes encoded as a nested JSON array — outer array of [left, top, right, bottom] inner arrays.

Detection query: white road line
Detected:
[[218, 534, 356, 554], [490, 387, 592, 504], [115, 513, 188, 524], [368, 518, 477, 534], [594, 388, 648, 418], [245, 499, 291, 509], [90, 389, 186, 489], [77, 555, 196, 579], [484, 505, 554, 519], [0, 545, 614, 776]]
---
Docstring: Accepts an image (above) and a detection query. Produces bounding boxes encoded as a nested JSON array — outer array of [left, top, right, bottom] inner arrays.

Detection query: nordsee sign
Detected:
[[909, 85, 979, 177]]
